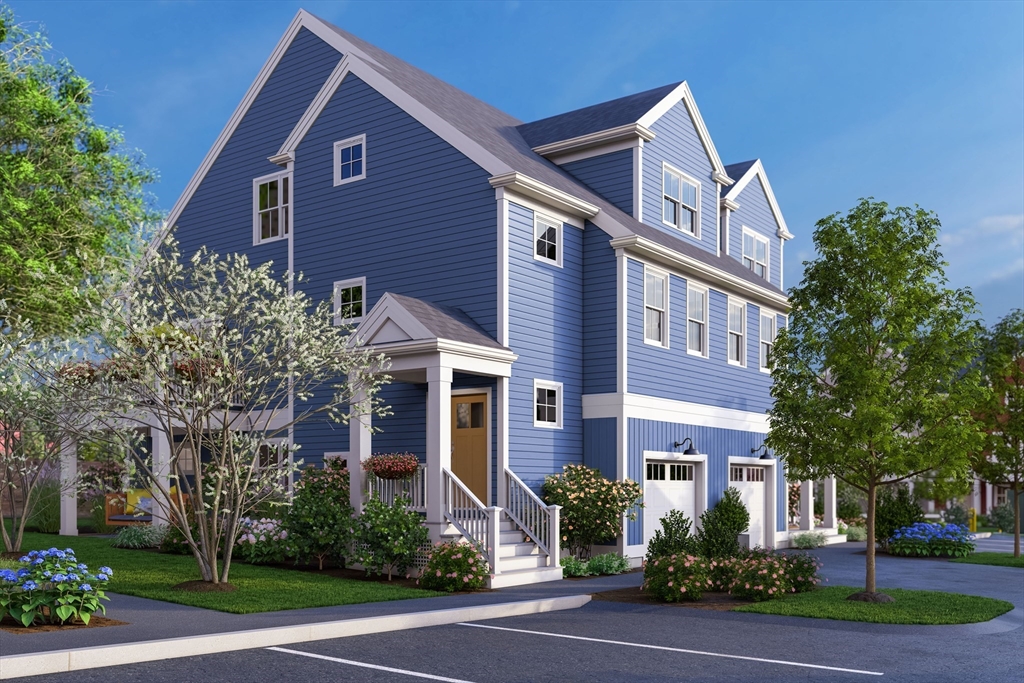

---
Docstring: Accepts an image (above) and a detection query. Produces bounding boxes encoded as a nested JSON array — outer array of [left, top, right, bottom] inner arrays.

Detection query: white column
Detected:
[[150, 427, 171, 526], [799, 479, 814, 531], [486, 506, 501, 576], [425, 365, 452, 541], [822, 477, 837, 529], [548, 504, 561, 567], [348, 383, 372, 515], [496, 376, 509, 509], [59, 439, 78, 537]]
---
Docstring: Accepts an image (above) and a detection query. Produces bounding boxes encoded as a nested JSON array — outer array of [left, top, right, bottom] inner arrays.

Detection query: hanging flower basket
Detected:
[[363, 452, 420, 480]]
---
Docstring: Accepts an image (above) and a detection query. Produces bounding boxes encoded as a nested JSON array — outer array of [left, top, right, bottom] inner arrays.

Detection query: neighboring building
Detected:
[[163, 10, 796, 585]]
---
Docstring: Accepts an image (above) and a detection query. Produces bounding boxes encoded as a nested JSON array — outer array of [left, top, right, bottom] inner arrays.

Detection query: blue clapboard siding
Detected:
[[626, 418, 771, 544], [174, 28, 340, 270], [507, 202, 584, 492], [582, 223, 617, 394], [625, 259, 774, 413], [561, 149, 634, 216], [640, 100, 718, 255], [583, 418, 617, 480], [372, 382, 427, 461], [728, 175, 783, 290]]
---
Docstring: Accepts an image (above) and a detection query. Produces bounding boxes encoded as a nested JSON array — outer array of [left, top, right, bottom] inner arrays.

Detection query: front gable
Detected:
[[729, 175, 783, 289]]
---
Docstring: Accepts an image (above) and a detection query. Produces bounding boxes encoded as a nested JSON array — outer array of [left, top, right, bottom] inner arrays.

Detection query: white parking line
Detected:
[[267, 647, 479, 682], [458, 623, 884, 677]]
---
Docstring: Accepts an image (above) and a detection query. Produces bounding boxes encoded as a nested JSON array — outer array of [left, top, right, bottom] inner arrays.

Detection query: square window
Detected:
[[253, 173, 290, 245], [533, 380, 562, 429], [644, 267, 668, 346], [334, 135, 367, 186], [333, 277, 366, 325], [662, 164, 700, 237], [534, 214, 562, 267]]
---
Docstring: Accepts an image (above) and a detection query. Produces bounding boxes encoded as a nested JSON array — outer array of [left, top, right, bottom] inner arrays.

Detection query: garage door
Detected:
[[730, 465, 766, 548], [644, 461, 696, 548]]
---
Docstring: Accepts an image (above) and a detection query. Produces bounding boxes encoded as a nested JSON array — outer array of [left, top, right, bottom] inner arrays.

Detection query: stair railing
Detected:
[[442, 468, 496, 571], [505, 468, 561, 566]]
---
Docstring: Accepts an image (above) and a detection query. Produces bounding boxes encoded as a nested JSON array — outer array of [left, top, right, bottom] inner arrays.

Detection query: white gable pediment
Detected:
[[355, 293, 435, 347]]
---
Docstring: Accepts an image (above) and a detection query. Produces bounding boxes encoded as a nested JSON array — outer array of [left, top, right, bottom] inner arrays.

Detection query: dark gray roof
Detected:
[[516, 83, 682, 148], [388, 293, 507, 350], [722, 161, 757, 196], [316, 16, 784, 299]]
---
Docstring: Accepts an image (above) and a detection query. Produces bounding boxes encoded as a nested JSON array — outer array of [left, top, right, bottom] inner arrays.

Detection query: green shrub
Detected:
[[875, 485, 924, 547], [418, 541, 488, 592], [727, 553, 792, 602], [287, 460, 353, 570], [845, 525, 868, 542], [696, 488, 750, 558], [353, 496, 429, 580], [542, 464, 643, 559], [942, 504, 970, 528], [781, 552, 822, 593], [111, 524, 167, 549], [560, 555, 594, 577], [586, 552, 631, 576], [643, 554, 713, 602], [791, 531, 827, 549], [645, 509, 697, 565], [988, 502, 1015, 532], [27, 480, 61, 534]]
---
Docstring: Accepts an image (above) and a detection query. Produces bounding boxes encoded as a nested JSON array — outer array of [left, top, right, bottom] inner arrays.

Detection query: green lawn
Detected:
[[12, 532, 442, 614], [733, 586, 1013, 625], [951, 552, 1024, 569]]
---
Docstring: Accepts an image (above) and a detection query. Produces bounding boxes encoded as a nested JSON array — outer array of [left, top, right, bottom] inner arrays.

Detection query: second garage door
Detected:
[[644, 461, 696, 548], [730, 465, 767, 548]]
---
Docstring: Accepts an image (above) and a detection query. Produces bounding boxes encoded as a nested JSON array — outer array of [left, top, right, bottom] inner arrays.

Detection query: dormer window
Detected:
[[253, 172, 290, 245], [333, 134, 366, 186], [743, 229, 769, 280], [662, 163, 700, 237], [534, 214, 562, 267]]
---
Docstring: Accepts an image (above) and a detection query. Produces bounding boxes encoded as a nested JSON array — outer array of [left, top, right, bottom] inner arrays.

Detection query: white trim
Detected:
[[543, 137, 641, 166], [660, 161, 701, 240], [758, 308, 778, 374], [636, 82, 731, 183], [715, 182, 722, 257], [726, 296, 746, 367], [686, 281, 709, 358], [496, 188, 583, 230], [533, 379, 563, 429], [497, 196, 509, 346], [721, 206, 732, 256], [276, 55, 351, 162], [582, 392, 770, 433], [642, 264, 669, 348], [531, 123, 655, 158], [633, 142, 643, 222], [616, 249, 628, 395], [727, 455, 778, 549], [333, 133, 367, 186], [722, 159, 793, 240], [252, 170, 291, 246], [533, 213, 563, 268], [333, 276, 367, 325], [488, 172, 599, 219], [741, 226, 770, 283], [451, 387, 493, 506], [720, 197, 740, 212]]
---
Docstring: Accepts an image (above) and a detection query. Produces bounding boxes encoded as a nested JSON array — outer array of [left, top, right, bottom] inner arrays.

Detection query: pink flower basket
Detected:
[[363, 452, 420, 480]]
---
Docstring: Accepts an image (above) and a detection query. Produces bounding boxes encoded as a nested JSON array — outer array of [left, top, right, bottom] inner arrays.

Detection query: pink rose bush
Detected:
[[417, 541, 488, 592], [642, 554, 713, 602]]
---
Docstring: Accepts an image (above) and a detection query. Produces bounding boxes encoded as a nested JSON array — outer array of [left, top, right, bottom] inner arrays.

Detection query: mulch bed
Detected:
[[591, 586, 755, 611], [564, 568, 644, 581], [0, 615, 128, 635]]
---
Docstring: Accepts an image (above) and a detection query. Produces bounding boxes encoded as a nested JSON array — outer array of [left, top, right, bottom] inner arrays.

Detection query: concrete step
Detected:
[[489, 565, 563, 589], [500, 529, 526, 544], [498, 553, 549, 572], [498, 541, 542, 558]]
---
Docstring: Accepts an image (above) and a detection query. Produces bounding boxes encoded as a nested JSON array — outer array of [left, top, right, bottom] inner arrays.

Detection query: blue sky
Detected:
[[10, 0, 1024, 324]]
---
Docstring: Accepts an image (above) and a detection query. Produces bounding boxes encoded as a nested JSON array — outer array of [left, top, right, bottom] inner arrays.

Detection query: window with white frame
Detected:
[[687, 284, 708, 356], [760, 312, 776, 372], [742, 229, 769, 280], [644, 267, 668, 346], [258, 441, 290, 487], [333, 134, 366, 186], [333, 277, 366, 325], [533, 379, 562, 429], [253, 172, 290, 244], [662, 164, 699, 237], [730, 466, 744, 482], [728, 299, 746, 366], [534, 214, 561, 266]]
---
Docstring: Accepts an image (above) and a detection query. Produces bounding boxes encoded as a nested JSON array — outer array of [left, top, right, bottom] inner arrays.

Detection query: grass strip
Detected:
[[13, 531, 442, 614], [733, 585, 1013, 625], [950, 552, 1024, 569]]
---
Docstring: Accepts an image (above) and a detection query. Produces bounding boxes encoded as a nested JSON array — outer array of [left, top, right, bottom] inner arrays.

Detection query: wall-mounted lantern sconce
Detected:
[[751, 444, 772, 459], [674, 437, 699, 455]]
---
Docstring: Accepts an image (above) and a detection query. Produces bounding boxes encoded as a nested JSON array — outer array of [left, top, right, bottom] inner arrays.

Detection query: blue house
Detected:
[[164, 10, 796, 586]]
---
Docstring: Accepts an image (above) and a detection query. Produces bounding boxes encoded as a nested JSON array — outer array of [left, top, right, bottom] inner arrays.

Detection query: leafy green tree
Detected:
[[972, 309, 1024, 557], [766, 199, 986, 601], [0, 7, 155, 335]]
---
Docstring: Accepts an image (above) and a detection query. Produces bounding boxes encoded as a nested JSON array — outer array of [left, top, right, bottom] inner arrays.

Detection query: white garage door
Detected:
[[644, 461, 696, 548], [730, 465, 767, 548]]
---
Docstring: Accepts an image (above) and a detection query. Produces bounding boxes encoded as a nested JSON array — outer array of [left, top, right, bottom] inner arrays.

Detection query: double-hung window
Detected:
[[686, 284, 708, 356], [742, 229, 769, 280], [534, 214, 562, 267], [644, 267, 668, 346], [334, 134, 366, 186], [728, 299, 746, 366], [534, 379, 562, 429], [333, 277, 366, 326], [253, 172, 290, 244], [662, 164, 699, 237], [760, 312, 776, 372]]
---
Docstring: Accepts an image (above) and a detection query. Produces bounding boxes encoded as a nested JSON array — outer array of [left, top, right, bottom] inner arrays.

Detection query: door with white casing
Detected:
[[644, 461, 696, 549], [730, 465, 766, 548]]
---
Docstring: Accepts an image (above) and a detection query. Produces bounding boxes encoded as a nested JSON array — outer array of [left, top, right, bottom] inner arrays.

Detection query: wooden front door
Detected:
[[451, 394, 488, 504]]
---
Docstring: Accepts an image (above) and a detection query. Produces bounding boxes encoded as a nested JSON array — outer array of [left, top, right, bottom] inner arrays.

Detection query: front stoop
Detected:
[[443, 517, 563, 588]]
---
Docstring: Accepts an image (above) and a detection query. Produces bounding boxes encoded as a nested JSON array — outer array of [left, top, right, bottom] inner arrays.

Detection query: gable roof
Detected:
[[381, 294, 506, 350], [722, 159, 793, 240]]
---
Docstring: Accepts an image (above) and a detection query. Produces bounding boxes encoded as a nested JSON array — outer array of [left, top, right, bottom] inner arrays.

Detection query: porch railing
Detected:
[[442, 468, 494, 568], [365, 464, 427, 513], [505, 468, 561, 566]]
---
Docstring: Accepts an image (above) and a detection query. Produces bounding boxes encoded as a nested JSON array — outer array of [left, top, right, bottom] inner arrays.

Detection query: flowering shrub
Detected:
[[418, 541, 488, 592], [287, 460, 353, 570], [727, 554, 792, 602], [0, 548, 111, 626], [111, 524, 167, 549], [643, 554, 713, 602], [363, 453, 419, 480], [542, 464, 643, 559], [353, 496, 429, 580], [781, 552, 822, 593], [235, 518, 290, 565], [888, 523, 975, 558]]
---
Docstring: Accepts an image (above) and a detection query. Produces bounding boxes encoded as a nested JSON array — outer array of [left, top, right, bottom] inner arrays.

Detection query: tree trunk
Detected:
[[1014, 489, 1021, 559], [865, 482, 876, 594]]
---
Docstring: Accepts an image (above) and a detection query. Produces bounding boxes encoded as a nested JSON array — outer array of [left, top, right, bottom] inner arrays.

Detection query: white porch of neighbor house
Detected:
[[348, 293, 562, 588], [779, 477, 847, 547]]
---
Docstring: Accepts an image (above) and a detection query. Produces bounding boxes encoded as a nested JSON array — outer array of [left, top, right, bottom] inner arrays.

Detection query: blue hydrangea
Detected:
[[16, 568, 30, 578], [52, 573, 68, 583], [98, 566, 113, 576], [67, 573, 80, 581], [78, 584, 92, 592], [18, 556, 29, 563], [31, 558, 44, 566], [0, 569, 17, 583], [96, 574, 109, 581], [21, 580, 38, 590]]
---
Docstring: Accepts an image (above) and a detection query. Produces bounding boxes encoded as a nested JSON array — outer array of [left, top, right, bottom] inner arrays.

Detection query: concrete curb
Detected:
[[0, 594, 591, 680]]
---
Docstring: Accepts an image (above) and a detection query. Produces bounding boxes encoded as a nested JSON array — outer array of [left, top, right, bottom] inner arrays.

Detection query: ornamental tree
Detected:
[[766, 199, 987, 601], [0, 9, 156, 335], [972, 309, 1024, 557], [542, 464, 643, 559]]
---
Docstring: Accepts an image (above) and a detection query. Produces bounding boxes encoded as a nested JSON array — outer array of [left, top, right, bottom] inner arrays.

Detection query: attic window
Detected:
[[334, 134, 366, 186], [743, 229, 769, 280], [662, 164, 699, 238]]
